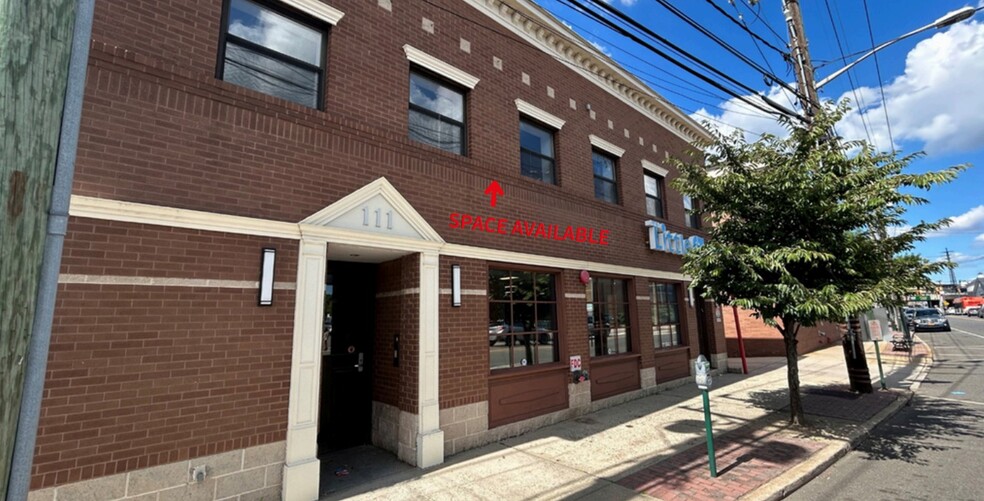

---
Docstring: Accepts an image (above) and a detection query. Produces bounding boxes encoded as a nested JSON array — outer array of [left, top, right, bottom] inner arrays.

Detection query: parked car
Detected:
[[965, 306, 981, 317], [489, 321, 526, 346], [911, 308, 951, 332]]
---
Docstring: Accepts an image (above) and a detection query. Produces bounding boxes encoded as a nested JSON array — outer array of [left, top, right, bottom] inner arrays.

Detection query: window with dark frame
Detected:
[[650, 282, 682, 349], [587, 277, 632, 356], [218, 0, 327, 109], [409, 71, 467, 155], [592, 150, 619, 204], [684, 195, 701, 229], [644, 171, 665, 218], [488, 269, 559, 370], [520, 118, 556, 184]]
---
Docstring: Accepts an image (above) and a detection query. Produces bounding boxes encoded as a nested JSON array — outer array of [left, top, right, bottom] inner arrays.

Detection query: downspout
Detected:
[[6, 1, 94, 499]]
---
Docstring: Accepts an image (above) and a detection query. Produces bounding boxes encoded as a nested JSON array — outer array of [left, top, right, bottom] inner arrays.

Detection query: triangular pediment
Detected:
[[301, 177, 444, 243]]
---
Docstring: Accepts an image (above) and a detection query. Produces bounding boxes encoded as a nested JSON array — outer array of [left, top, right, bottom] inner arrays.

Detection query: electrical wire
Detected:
[[562, 0, 803, 120], [736, 0, 788, 45], [862, 0, 896, 154], [704, 0, 788, 56], [723, 0, 798, 110], [823, 0, 873, 145]]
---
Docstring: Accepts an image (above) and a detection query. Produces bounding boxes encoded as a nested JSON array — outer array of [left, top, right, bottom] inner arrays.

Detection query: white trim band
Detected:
[[515, 99, 565, 129], [376, 288, 421, 298], [565, 293, 587, 299], [59, 274, 295, 290], [589, 134, 625, 157], [404, 45, 480, 89], [439, 288, 486, 296], [280, 0, 344, 25], [642, 159, 669, 177]]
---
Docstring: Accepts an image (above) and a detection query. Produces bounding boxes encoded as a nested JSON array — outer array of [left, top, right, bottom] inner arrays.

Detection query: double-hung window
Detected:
[[489, 269, 559, 370], [592, 151, 619, 204], [644, 172, 665, 218], [587, 277, 632, 356], [650, 283, 682, 349], [520, 119, 556, 184], [684, 195, 701, 229], [219, 0, 327, 109], [409, 71, 466, 155]]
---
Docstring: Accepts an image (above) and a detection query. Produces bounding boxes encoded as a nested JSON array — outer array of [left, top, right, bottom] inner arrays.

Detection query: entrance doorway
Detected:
[[695, 299, 711, 360], [319, 261, 377, 452]]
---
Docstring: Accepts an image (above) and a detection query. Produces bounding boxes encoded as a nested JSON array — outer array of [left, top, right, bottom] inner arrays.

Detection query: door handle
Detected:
[[355, 352, 364, 372]]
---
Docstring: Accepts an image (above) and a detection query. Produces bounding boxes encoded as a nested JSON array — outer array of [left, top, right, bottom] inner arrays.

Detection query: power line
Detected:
[[862, 0, 896, 154], [823, 0, 873, 145], [704, 0, 788, 56], [723, 0, 798, 110], [562, 0, 803, 120]]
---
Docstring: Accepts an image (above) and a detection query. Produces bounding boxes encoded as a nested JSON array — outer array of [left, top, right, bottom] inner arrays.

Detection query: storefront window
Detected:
[[587, 277, 631, 356], [650, 282, 682, 349], [489, 268, 559, 370]]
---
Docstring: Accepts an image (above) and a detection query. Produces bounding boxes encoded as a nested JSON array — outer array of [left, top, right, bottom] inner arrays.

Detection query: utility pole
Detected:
[[945, 248, 958, 292], [778, 0, 873, 393], [782, 0, 821, 118], [1, 0, 80, 497]]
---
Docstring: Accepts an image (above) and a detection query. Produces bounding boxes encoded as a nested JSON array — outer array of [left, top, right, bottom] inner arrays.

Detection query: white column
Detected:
[[416, 251, 444, 467], [283, 239, 327, 501]]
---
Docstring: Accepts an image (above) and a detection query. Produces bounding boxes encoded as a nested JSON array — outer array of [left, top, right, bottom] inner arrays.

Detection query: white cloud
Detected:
[[942, 251, 984, 265], [834, 20, 984, 154], [930, 205, 984, 237], [601, 0, 638, 5], [590, 40, 613, 57], [690, 85, 799, 142], [975, 233, 984, 243]]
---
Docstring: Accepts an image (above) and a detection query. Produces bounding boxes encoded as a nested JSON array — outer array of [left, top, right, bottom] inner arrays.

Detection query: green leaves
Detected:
[[675, 102, 966, 329]]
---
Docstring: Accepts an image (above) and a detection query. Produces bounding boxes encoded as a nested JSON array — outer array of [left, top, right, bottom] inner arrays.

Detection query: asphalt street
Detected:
[[788, 314, 984, 501]]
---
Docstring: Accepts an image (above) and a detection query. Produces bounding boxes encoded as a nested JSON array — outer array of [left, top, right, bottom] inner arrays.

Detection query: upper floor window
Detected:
[[592, 151, 619, 204], [650, 283, 682, 349], [520, 119, 556, 184], [489, 268, 559, 370], [684, 196, 701, 229], [587, 277, 632, 356], [409, 71, 466, 155], [219, 0, 327, 109], [644, 172, 665, 218]]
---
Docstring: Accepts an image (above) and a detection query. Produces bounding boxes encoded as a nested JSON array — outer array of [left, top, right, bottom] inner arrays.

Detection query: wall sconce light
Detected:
[[259, 248, 276, 306], [451, 264, 461, 307]]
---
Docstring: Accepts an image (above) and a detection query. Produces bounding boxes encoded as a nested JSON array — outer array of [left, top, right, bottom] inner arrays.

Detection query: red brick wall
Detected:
[[373, 259, 403, 408], [75, 0, 704, 271], [32, 218, 297, 489], [438, 257, 489, 409], [723, 308, 843, 357], [398, 254, 420, 413]]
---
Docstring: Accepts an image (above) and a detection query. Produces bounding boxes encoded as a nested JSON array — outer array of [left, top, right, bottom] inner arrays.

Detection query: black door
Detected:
[[319, 261, 376, 452]]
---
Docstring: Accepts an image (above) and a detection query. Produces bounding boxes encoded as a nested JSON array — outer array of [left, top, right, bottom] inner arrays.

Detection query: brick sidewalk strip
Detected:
[[618, 388, 902, 501]]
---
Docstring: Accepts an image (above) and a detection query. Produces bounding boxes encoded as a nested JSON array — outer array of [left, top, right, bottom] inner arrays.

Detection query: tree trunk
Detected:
[[780, 319, 807, 425], [842, 316, 873, 393]]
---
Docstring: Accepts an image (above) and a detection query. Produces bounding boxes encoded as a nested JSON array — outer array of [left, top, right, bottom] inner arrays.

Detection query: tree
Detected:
[[673, 104, 965, 425]]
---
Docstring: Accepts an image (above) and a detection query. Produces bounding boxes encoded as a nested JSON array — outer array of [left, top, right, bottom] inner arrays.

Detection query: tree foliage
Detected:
[[674, 104, 964, 328], [673, 104, 965, 424]]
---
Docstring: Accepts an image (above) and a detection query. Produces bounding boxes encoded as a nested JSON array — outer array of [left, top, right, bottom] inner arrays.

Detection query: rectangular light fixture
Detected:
[[452, 264, 461, 307], [259, 248, 276, 306]]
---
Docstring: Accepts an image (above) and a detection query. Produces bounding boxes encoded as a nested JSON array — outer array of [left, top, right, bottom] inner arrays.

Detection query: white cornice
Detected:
[[462, 0, 710, 144], [589, 134, 625, 158], [403, 45, 480, 89], [642, 159, 669, 177], [515, 99, 565, 129], [280, 0, 344, 25]]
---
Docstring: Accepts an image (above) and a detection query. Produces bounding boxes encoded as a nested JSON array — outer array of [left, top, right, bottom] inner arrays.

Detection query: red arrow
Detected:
[[484, 180, 504, 208]]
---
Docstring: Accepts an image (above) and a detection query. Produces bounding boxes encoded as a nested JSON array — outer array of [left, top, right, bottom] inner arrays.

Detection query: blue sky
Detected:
[[535, 0, 984, 283]]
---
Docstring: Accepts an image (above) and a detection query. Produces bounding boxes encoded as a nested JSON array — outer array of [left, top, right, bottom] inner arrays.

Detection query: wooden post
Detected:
[[1, 0, 78, 495]]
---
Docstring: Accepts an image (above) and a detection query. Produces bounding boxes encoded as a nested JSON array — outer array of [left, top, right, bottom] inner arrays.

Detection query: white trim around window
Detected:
[[589, 134, 625, 157], [403, 45, 480, 89], [280, 0, 344, 25], [642, 159, 668, 177], [515, 99, 565, 129]]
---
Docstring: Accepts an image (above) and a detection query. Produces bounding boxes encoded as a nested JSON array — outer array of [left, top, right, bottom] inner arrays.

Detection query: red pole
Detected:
[[732, 305, 749, 374]]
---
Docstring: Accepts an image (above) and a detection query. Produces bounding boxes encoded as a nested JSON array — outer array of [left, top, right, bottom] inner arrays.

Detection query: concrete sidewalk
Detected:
[[321, 339, 931, 500]]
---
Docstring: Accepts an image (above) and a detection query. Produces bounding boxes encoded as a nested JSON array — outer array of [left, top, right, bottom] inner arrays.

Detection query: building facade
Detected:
[[30, 1, 726, 500]]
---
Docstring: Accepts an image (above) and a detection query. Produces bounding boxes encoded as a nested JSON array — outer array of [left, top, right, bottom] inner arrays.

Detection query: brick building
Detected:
[[31, 1, 726, 500]]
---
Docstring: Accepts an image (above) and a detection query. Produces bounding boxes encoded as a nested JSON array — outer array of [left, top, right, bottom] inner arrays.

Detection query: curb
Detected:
[[743, 344, 935, 500]]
